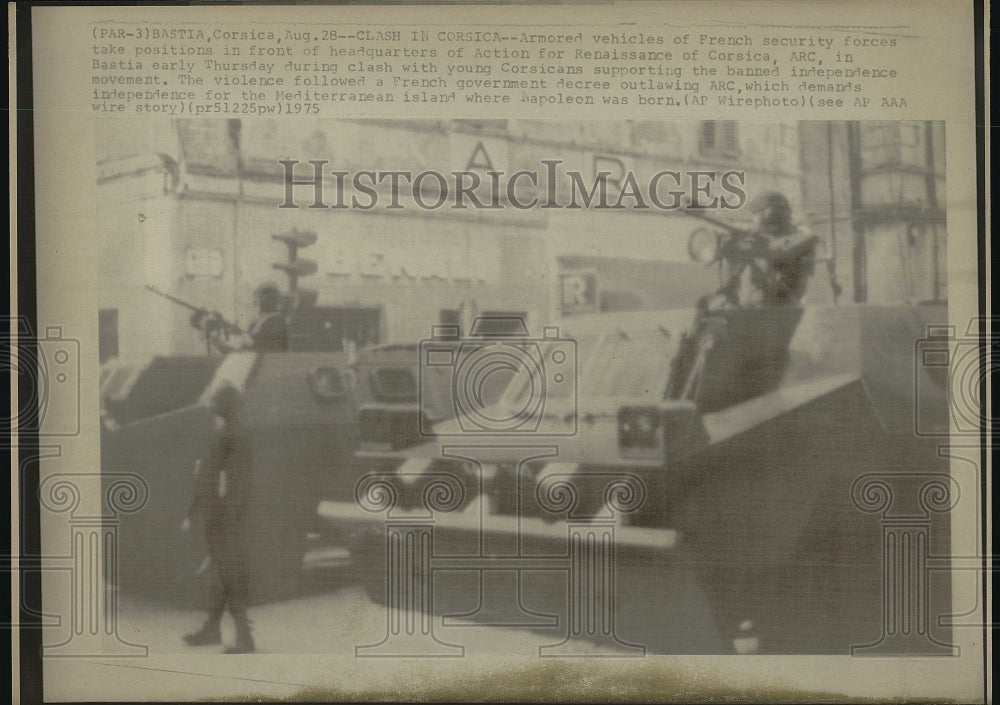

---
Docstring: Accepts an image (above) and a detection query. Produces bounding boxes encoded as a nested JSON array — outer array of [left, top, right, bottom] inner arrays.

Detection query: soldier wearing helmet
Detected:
[[699, 191, 817, 309], [668, 192, 819, 402], [193, 282, 289, 353], [735, 191, 817, 307], [246, 283, 289, 352]]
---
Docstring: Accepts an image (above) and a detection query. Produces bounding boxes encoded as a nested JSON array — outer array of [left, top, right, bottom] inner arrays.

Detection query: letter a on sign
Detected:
[[465, 141, 496, 172]]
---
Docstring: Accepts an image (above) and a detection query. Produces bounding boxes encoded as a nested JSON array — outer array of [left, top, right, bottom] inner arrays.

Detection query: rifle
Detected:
[[684, 207, 818, 311], [683, 207, 752, 237], [145, 286, 243, 353], [684, 209, 763, 270], [685, 207, 816, 261]]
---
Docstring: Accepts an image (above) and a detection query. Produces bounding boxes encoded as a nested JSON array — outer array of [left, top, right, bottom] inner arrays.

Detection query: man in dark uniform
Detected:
[[181, 384, 255, 653], [245, 283, 289, 352], [668, 192, 817, 402], [739, 190, 817, 306], [707, 191, 817, 310], [190, 282, 289, 353]]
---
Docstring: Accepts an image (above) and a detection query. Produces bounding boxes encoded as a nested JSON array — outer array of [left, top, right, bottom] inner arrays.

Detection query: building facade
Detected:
[[800, 121, 947, 305], [98, 118, 809, 360]]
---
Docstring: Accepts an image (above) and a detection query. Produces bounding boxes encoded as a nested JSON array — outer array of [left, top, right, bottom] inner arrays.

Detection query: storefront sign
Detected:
[[184, 247, 224, 277]]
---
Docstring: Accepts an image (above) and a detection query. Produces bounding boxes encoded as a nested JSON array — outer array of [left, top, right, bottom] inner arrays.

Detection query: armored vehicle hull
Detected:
[[102, 351, 361, 606], [321, 304, 953, 654]]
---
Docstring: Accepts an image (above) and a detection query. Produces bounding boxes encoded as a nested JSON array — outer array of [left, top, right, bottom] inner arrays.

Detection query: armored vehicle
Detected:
[[101, 347, 376, 606], [318, 233, 952, 655]]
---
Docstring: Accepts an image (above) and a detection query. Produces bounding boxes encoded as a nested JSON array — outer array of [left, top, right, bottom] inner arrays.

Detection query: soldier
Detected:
[[707, 191, 817, 310], [739, 191, 817, 306], [191, 282, 289, 353], [244, 283, 289, 352], [668, 192, 818, 402], [181, 384, 256, 654]]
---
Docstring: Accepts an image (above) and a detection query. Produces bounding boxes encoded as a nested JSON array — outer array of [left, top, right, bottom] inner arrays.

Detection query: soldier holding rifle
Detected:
[[667, 192, 818, 402], [689, 191, 818, 310], [146, 282, 289, 353]]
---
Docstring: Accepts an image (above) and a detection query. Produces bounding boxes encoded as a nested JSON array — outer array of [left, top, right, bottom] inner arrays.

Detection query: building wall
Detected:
[[799, 121, 854, 305], [97, 156, 187, 358], [857, 121, 947, 304], [98, 118, 806, 358], [800, 121, 947, 305]]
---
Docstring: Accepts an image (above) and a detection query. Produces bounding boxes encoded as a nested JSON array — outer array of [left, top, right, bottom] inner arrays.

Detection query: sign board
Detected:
[[184, 247, 224, 278]]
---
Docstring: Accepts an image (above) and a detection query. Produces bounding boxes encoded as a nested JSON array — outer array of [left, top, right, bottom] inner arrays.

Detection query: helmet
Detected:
[[253, 282, 281, 306], [748, 191, 792, 234]]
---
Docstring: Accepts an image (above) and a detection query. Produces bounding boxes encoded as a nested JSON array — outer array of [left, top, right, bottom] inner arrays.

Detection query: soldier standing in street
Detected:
[[181, 384, 256, 653]]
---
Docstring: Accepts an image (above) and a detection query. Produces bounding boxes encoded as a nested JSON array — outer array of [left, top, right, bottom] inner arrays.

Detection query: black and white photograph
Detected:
[[94, 117, 954, 657], [14, 2, 988, 702]]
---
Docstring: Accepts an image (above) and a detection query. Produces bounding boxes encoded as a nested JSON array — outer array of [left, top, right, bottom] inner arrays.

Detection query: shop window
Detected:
[[930, 122, 946, 175], [860, 121, 925, 169]]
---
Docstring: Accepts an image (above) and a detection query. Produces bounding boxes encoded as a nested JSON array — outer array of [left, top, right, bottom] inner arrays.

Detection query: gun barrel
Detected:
[[144, 285, 203, 312], [144, 285, 244, 335], [684, 208, 747, 234]]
